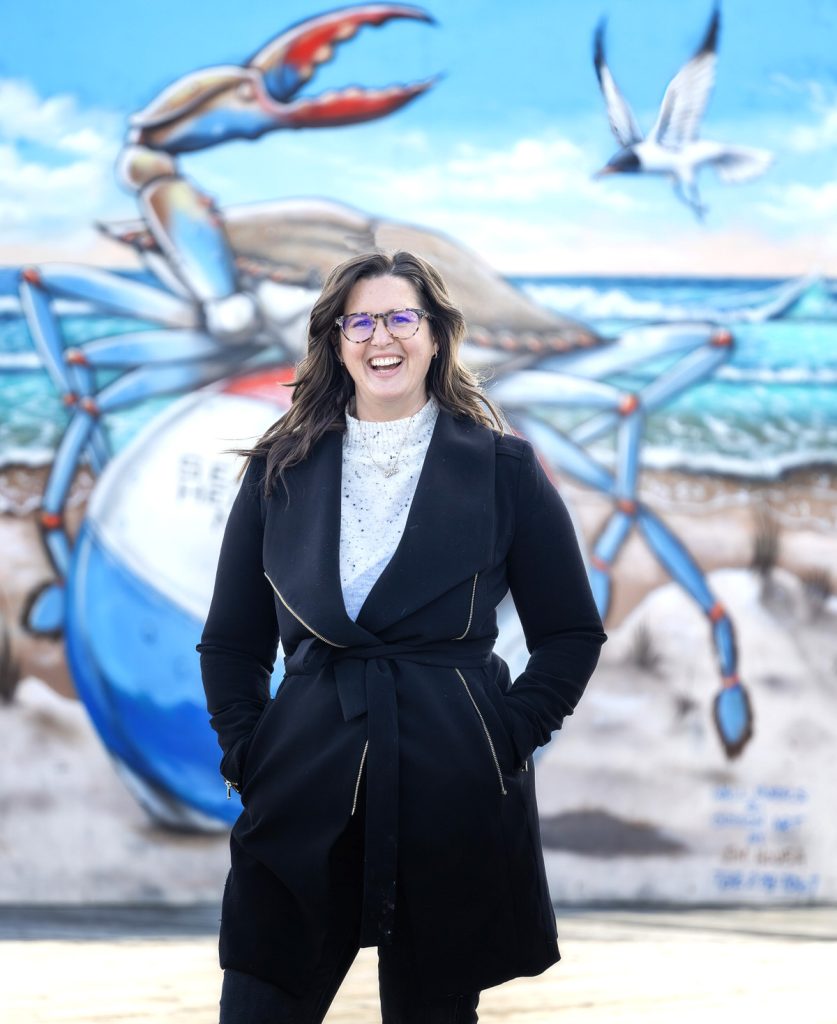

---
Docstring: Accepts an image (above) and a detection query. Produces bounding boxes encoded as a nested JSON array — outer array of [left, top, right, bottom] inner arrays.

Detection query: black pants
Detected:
[[219, 787, 480, 1024]]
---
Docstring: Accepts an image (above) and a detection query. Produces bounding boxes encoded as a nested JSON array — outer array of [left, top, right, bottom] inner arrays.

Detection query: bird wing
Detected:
[[650, 4, 720, 150], [593, 18, 643, 146]]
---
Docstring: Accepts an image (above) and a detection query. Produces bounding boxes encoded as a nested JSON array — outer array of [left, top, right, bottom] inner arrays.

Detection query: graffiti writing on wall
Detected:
[[712, 784, 820, 897]]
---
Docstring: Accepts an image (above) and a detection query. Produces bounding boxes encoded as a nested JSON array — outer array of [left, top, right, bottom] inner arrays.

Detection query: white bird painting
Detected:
[[593, 4, 773, 219]]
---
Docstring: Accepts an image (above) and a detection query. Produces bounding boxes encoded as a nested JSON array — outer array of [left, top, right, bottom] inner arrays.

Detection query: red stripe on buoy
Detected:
[[224, 367, 296, 407]]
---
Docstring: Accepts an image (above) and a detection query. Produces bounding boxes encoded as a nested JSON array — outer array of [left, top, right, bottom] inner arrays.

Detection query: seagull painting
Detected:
[[593, 4, 773, 219]]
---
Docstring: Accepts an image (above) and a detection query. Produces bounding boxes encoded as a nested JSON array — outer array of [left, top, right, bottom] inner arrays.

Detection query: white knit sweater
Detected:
[[340, 397, 439, 621]]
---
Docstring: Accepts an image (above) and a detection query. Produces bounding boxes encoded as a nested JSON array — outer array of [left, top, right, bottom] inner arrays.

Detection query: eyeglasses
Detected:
[[335, 307, 431, 344]]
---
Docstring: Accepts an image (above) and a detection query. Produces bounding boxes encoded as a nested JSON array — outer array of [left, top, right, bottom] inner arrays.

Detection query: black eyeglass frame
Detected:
[[334, 307, 431, 344]]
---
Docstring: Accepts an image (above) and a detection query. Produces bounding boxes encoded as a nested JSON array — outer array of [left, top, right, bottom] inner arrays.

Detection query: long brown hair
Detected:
[[237, 250, 505, 495]]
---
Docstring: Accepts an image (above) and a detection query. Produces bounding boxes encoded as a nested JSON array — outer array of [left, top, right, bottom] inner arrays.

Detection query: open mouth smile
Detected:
[[368, 356, 404, 373]]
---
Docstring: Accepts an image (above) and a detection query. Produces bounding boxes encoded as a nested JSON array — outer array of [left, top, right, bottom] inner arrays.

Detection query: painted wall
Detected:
[[0, 1, 834, 904]]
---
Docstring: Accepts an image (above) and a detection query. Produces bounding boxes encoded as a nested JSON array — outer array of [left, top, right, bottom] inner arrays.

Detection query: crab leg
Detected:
[[571, 329, 732, 445], [19, 264, 198, 326], [542, 322, 721, 378], [24, 344, 255, 636], [530, 412, 752, 758], [510, 372, 751, 759], [20, 270, 111, 473]]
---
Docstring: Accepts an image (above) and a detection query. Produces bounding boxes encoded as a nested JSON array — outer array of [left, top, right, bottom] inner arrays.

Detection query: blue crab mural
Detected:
[[9, 3, 760, 829]]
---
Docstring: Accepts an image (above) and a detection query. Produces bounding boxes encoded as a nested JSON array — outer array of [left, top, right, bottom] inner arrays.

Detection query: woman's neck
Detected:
[[349, 393, 431, 423]]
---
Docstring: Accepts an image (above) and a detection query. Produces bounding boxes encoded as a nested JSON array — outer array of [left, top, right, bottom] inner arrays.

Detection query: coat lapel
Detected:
[[263, 408, 496, 643], [263, 427, 371, 647]]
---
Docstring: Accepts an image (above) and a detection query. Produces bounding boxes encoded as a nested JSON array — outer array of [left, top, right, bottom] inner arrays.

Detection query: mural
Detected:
[[0, 1, 834, 904]]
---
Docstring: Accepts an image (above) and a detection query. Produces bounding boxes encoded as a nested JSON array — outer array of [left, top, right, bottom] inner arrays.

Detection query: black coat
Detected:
[[198, 407, 606, 998]]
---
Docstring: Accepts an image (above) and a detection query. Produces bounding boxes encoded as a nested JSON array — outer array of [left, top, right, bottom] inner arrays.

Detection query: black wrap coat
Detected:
[[198, 407, 606, 998]]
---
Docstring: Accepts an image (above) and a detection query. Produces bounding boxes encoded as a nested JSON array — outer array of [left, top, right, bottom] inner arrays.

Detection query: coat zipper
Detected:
[[351, 740, 369, 816], [264, 571, 348, 648], [455, 668, 507, 797], [451, 572, 478, 640]]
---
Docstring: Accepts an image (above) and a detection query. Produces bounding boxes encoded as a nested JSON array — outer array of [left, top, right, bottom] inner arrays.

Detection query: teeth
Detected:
[[313, 44, 333, 65], [369, 356, 403, 367]]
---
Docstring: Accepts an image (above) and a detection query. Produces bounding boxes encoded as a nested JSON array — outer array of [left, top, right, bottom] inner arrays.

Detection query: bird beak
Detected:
[[593, 166, 615, 179]]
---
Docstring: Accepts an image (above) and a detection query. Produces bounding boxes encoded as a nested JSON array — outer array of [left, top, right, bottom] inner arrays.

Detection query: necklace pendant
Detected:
[[384, 465, 399, 478]]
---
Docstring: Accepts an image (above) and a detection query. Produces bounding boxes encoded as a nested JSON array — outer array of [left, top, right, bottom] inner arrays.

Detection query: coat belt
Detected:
[[283, 636, 494, 946]]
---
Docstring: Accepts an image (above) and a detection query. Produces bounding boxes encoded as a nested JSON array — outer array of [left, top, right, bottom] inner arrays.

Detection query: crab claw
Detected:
[[278, 76, 438, 129], [250, 4, 434, 101], [246, 4, 436, 128], [128, 5, 435, 154]]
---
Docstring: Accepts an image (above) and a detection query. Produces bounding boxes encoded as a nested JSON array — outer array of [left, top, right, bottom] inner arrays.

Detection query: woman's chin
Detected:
[[355, 382, 427, 420]]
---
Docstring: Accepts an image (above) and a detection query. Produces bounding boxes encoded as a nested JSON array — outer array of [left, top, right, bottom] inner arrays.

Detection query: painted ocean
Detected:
[[1, 268, 835, 481]]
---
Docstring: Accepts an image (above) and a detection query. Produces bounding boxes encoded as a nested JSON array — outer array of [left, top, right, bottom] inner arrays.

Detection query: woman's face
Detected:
[[339, 275, 438, 422]]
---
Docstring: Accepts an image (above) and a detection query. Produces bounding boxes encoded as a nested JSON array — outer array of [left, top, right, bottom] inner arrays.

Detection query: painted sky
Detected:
[[0, 0, 833, 274]]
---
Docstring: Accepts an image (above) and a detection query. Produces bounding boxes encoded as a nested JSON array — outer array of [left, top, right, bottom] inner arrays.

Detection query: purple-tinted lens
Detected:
[[344, 313, 375, 339], [385, 309, 420, 335]]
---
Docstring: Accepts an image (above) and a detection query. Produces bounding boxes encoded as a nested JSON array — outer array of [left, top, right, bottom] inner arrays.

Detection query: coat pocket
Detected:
[[220, 733, 251, 798], [230, 686, 287, 799], [454, 668, 507, 797]]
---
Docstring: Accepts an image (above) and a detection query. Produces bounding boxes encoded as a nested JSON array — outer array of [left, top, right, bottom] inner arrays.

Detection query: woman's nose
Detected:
[[369, 317, 391, 345]]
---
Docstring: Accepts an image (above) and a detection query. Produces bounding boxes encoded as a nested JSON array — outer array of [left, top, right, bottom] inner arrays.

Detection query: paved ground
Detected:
[[1, 905, 834, 1023]]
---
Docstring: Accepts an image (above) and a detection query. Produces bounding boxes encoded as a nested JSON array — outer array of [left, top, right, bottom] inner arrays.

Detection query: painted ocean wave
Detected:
[[0, 352, 41, 371], [519, 275, 818, 325], [588, 443, 837, 480], [716, 366, 837, 385]]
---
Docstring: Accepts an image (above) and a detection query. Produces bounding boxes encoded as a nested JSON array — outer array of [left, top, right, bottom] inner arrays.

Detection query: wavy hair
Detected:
[[236, 250, 505, 495]]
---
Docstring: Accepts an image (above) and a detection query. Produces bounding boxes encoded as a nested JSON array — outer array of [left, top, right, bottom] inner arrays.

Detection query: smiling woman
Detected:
[[243, 250, 505, 493], [197, 249, 606, 1021]]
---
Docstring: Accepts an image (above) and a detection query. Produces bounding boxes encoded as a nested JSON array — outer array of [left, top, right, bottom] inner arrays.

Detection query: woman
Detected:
[[198, 251, 606, 1023]]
